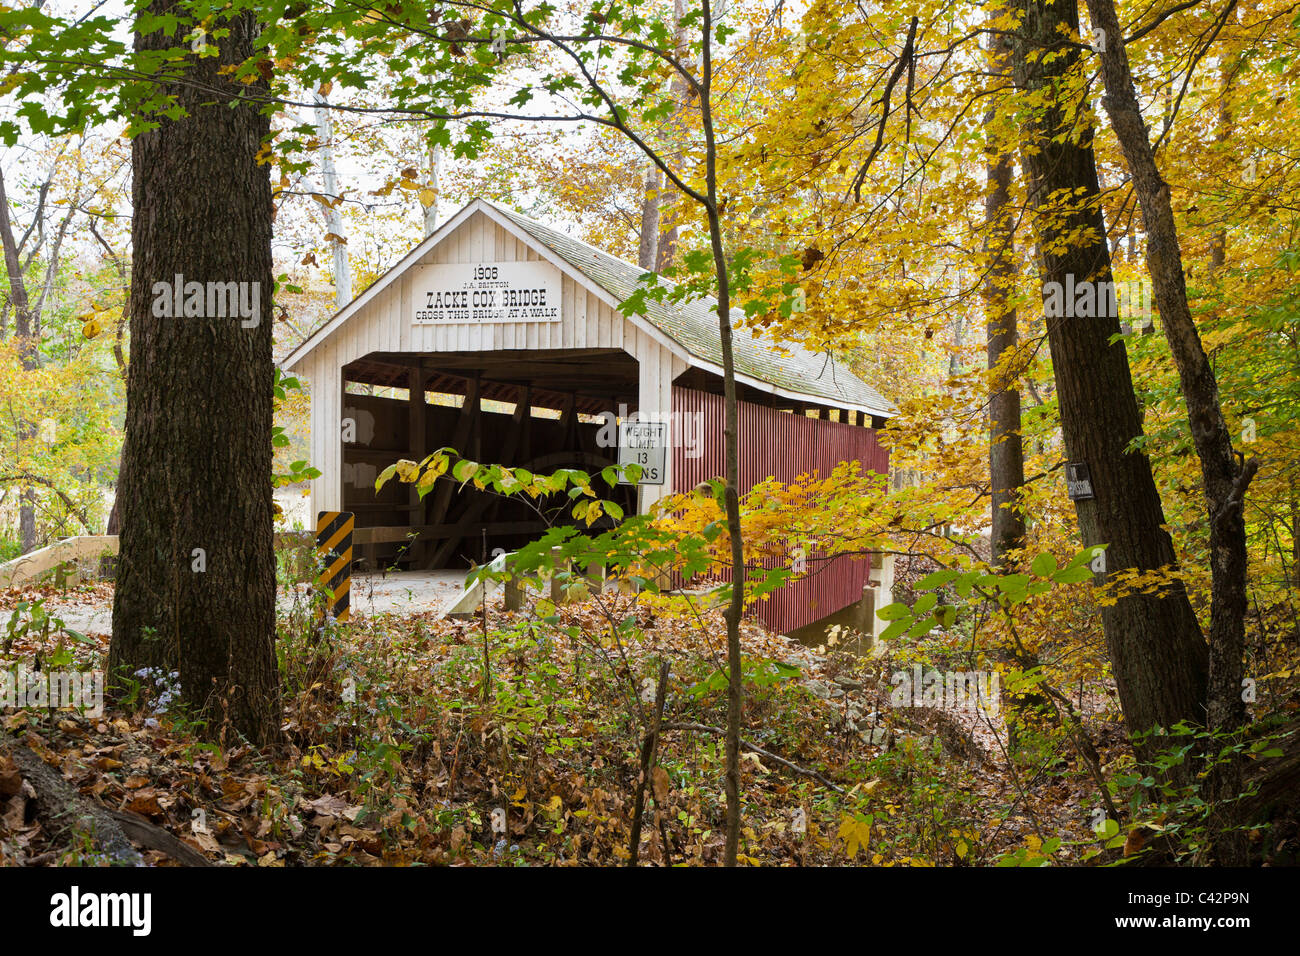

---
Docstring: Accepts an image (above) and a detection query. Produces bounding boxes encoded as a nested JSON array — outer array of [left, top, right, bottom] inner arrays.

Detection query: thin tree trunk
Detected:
[[983, 123, 1025, 569], [100, 493, 121, 579], [656, 0, 689, 273], [89, 200, 129, 575], [1209, 55, 1245, 272], [637, 165, 661, 271], [985, 10, 1035, 745], [948, 311, 965, 378], [18, 489, 36, 553], [313, 91, 352, 306], [1012, 0, 1208, 758], [1291, 482, 1299, 590], [699, 0, 744, 868], [627, 659, 669, 865], [984, 11, 1026, 566], [0, 166, 40, 554], [423, 142, 442, 238], [109, 2, 280, 746]]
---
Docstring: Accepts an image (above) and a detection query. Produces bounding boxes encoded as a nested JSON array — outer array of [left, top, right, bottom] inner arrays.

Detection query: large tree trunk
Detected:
[[1084, 0, 1257, 862], [109, 3, 280, 746], [1012, 0, 1208, 754], [1084, 0, 1256, 741]]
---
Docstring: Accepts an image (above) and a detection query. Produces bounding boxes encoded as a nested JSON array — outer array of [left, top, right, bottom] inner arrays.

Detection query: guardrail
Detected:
[[0, 531, 329, 589], [0, 535, 119, 589]]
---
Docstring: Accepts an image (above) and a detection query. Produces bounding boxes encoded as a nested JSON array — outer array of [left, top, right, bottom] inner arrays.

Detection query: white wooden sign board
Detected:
[[413, 260, 561, 324], [618, 421, 666, 486]]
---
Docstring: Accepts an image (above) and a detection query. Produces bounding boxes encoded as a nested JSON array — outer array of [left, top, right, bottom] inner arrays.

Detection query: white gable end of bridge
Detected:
[[285, 201, 689, 518]]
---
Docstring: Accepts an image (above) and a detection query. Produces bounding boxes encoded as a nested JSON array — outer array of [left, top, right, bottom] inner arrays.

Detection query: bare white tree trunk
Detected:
[[0, 165, 44, 553], [313, 92, 352, 306], [423, 142, 442, 238], [637, 165, 660, 271]]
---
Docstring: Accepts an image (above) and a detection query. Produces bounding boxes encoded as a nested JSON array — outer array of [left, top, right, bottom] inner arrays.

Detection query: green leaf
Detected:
[[876, 602, 911, 621], [878, 619, 910, 642], [916, 568, 960, 590], [905, 614, 939, 638], [1052, 566, 1093, 584], [1030, 553, 1058, 577]]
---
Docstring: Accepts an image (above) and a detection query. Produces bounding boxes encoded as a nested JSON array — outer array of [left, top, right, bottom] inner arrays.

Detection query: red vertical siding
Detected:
[[669, 386, 890, 634]]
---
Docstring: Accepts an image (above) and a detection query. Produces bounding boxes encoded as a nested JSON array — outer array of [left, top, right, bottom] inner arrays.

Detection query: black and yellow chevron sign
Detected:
[[316, 511, 354, 623]]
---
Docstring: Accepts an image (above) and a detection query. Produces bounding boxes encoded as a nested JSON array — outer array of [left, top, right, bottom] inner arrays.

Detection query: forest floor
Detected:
[[0, 577, 1139, 866]]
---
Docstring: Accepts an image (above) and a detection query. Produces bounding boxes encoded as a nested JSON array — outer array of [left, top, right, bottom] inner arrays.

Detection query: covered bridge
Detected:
[[281, 198, 895, 634]]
